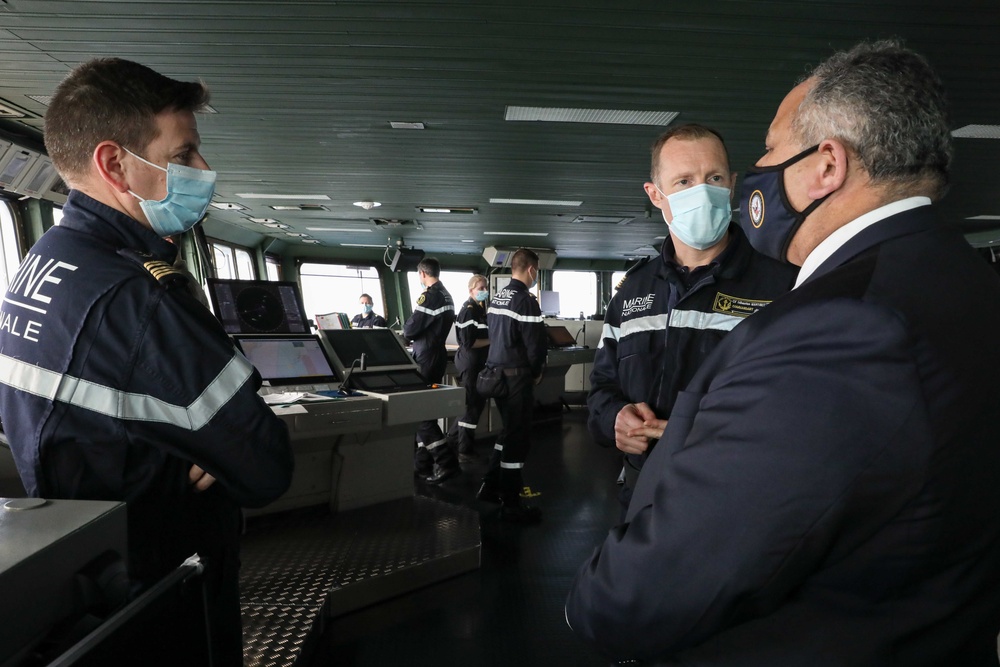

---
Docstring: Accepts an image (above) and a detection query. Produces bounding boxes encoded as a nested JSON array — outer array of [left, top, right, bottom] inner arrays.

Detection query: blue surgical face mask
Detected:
[[739, 144, 827, 262], [475, 289, 489, 302], [124, 147, 217, 237], [362, 303, 373, 314], [656, 183, 732, 251]]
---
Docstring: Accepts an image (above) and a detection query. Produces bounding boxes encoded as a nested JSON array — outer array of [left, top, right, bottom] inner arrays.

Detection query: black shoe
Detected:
[[425, 463, 460, 485], [499, 497, 541, 523], [476, 482, 502, 504]]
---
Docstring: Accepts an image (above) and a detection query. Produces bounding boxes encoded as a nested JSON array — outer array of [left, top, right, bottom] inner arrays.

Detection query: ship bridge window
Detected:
[[552, 270, 597, 319], [299, 262, 383, 326], [210, 240, 256, 280], [0, 199, 22, 291], [406, 270, 475, 314]]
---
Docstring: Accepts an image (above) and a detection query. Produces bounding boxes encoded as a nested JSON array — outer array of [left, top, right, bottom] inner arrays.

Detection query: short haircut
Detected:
[[511, 248, 539, 274], [649, 123, 730, 182], [468, 274, 487, 290], [417, 257, 441, 278], [794, 40, 952, 200], [44, 58, 210, 184], [359, 293, 373, 302]]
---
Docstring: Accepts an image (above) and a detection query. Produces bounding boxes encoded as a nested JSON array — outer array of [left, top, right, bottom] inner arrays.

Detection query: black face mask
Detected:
[[739, 145, 829, 263]]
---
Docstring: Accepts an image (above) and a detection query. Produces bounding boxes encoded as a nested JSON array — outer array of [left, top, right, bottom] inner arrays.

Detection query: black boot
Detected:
[[499, 493, 541, 523], [414, 447, 432, 477], [476, 481, 502, 504], [425, 462, 460, 485]]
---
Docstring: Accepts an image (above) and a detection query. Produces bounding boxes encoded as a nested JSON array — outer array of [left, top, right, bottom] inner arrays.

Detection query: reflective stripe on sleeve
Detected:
[[455, 319, 478, 329], [597, 322, 620, 349], [414, 304, 455, 317], [669, 309, 744, 332], [0, 352, 254, 431], [619, 313, 669, 339], [490, 308, 543, 323]]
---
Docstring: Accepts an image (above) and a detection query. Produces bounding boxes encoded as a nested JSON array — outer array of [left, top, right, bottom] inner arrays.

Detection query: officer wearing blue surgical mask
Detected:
[[0, 58, 293, 667], [587, 124, 798, 514]]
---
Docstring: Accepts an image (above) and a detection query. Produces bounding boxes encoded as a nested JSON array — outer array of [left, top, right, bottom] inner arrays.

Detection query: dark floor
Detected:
[[304, 404, 622, 667]]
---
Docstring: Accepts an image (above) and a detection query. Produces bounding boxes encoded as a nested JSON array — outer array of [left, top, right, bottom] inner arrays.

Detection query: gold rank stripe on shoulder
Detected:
[[142, 260, 183, 282]]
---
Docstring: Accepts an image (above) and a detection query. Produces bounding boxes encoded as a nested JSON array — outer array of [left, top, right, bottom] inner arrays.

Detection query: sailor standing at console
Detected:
[[403, 257, 460, 484], [447, 274, 490, 463], [350, 293, 387, 328], [0, 58, 293, 666], [477, 249, 547, 522]]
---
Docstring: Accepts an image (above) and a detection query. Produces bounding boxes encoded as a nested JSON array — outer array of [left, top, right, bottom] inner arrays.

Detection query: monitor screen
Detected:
[[320, 329, 415, 373], [233, 335, 339, 385], [546, 325, 577, 348], [539, 290, 560, 315], [208, 279, 310, 334]]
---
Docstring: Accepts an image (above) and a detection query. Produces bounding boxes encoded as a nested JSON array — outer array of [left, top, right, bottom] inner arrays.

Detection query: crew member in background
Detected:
[[447, 274, 490, 463], [477, 249, 546, 522], [587, 123, 797, 513], [403, 257, 459, 484], [0, 58, 293, 666], [350, 292, 387, 328]]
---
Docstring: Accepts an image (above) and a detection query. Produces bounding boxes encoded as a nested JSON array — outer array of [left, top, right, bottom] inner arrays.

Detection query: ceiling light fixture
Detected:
[[305, 227, 373, 232], [270, 204, 329, 211], [209, 202, 246, 211], [353, 201, 382, 210], [248, 217, 280, 224], [967, 215, 1000, 220], [489, 198, 583, 206], [483, 231, 550, 237], [417, 206, 477, 214], [236, 193, 331, 200], [952, 125, 1000, 139], [505, 106, 679, 126], [341, 243, 389, 248], [389, 121, 425, 130]]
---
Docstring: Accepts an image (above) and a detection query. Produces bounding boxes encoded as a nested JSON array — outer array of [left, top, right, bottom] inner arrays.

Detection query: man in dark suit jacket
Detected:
[[566, 40, 1000, 666]]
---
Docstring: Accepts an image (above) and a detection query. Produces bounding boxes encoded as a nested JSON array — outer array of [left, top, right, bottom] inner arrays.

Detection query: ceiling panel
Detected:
[[0, 0, 998, 262]]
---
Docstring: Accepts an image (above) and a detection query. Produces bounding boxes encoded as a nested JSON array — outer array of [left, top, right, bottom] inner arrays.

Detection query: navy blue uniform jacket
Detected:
[[566, 205, 1000, 665], [0, 191, 293, 583], [403, 281, 455, 381], [486, 278, 546, 376], [453, 296, 489, 374]]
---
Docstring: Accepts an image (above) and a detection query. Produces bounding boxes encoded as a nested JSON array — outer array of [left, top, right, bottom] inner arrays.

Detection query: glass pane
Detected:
[[552, 270, 597, 319], [212, 243, 235, 279], [51, 206, 64, 226], [0, 200, 20, 290], [406, 270, 475, 311], [234, 248, 256, 280], [611, 271, 627, 294], [299, 263, 385, 326], [265, 256, 281, 281]]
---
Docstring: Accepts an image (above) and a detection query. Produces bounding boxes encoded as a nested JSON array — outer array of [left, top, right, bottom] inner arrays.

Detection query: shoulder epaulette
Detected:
[[617, 256, 652, 289], [117, 248, 190, 289]]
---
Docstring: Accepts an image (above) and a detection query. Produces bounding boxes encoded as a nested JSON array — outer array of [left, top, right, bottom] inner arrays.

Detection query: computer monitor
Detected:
[[545, 325, 577, 348], [320, 329, 427, 392], [539, 290, 560, 316], [207, 279, 311, 335], [320, 329, 415, 374], [389, 247, 425, 272], [233, 335, 340, 385]]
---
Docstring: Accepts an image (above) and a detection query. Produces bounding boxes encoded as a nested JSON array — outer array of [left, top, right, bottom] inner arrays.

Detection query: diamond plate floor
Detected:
[[240, 496, 481, 667], [304, 406, 624, 667]]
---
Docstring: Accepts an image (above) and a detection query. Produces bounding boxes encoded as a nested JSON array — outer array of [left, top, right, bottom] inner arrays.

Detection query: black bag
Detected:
[[476, 365, 508, 399]]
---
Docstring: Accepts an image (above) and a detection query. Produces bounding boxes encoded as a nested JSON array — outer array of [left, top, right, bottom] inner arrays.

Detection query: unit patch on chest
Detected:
[[713, 292, 772, 318]]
